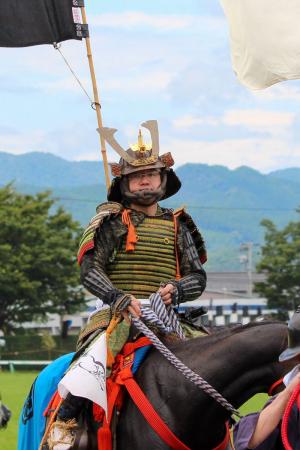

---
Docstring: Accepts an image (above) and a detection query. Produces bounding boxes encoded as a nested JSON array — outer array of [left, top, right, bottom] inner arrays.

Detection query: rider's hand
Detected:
[[121, 297, 141, 323], [158, 283, 175, 305]]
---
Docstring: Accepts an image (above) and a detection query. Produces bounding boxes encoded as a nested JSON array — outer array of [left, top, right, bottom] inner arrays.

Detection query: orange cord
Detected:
[[121, 209, 138, 252]]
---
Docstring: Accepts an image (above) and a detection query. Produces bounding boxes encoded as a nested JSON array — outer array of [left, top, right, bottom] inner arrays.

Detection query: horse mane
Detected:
[[167, 320, 285, 353]]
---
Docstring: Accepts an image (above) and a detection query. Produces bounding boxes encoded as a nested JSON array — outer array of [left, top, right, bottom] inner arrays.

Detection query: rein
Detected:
[[123, 372, 231, 450], [268, 377, 284, 396], [103, 339, 231, 450], [281, 384, 300, 450], [131, 315, 240, 417]]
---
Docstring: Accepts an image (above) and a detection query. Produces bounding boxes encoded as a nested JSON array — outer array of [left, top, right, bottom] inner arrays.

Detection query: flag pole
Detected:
[[80, 6, 110, 190]]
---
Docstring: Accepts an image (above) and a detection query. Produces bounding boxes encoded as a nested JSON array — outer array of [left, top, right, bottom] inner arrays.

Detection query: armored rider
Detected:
[[78, 119, 207, 338], [47, 120, 207, 450]]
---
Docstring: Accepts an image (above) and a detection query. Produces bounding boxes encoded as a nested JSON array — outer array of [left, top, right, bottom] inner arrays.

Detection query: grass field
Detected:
[[0, 371, 38, 450], [0, 370, 268, 450]]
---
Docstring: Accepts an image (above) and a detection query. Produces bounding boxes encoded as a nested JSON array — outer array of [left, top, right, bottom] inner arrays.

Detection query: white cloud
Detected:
[[172, 109, 295, 137], [38, 76, 92, 95], [253, 83, 300, 102], [223, 109, 295, 136], [0, 129, 46, 154], [167, 137, 300, 173], [103, 70, 174, 93], [90, 12, 224, 32], [172, 115, 219, 130]]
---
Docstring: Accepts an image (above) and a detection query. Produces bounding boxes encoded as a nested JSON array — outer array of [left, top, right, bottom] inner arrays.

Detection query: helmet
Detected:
[[97, 120, 181, 205], [279, 306, 300, 362]]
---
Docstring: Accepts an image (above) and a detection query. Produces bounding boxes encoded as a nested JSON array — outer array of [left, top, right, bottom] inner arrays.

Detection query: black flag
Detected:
[[0, 0, 88, 47]]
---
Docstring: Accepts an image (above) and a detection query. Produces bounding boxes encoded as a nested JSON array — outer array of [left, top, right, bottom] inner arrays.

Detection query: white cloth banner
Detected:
[[58, 332, 107, 416], [220, 0, 300, 89]]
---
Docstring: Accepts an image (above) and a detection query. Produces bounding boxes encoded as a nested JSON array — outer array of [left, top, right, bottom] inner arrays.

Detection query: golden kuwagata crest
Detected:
[[97, 120, 174, 177]]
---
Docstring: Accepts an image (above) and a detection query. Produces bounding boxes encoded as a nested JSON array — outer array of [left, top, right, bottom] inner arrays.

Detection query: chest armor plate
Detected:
[[106, 217, 176, 298]]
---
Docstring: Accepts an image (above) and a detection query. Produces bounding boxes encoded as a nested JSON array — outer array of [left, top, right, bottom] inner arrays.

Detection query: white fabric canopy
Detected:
[[220, 0, 300, 89]]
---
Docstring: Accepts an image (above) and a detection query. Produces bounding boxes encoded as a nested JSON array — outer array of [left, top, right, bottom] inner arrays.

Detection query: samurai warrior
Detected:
[[78, 119, 207, 325], [47, 119, 207, 449]]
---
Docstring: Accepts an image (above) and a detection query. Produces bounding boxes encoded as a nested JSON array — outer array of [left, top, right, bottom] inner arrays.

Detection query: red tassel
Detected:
[[98, 417, 112, 450], [93, 403, 105, 423], [121, 209, 138, 252]]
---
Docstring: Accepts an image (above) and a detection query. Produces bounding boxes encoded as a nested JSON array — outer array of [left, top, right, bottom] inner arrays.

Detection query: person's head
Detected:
[[279, 306, 300, 363], [97, 120, 181, 206]]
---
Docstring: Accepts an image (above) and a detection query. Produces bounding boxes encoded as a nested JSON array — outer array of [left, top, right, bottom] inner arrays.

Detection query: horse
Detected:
[[117, 321, 291, 450], [19, 321, 291, 450]]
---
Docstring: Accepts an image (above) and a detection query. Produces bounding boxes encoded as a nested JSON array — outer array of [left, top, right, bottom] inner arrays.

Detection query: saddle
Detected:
[[42, 337, 152, 450]]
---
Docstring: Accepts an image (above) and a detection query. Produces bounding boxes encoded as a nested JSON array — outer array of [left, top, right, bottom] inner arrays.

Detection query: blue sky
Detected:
[[0, 0, 299, 173]]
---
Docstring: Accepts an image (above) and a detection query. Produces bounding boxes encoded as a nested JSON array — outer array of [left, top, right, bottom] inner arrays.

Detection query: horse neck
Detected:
[[156, 322, 289, 449], [177, 322, 289, 404]]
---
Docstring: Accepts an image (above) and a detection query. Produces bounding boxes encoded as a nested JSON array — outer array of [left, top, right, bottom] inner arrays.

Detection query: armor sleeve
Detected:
[[172, 222, 207, 304], [80, 217, 125, 306]]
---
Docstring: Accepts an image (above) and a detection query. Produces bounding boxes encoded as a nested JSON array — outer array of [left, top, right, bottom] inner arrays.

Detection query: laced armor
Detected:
[[106, 217, 177, 298]]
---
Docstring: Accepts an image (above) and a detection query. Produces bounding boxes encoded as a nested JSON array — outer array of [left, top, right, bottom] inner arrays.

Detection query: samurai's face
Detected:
[[127, 168, 162, 194], [120, 168, 165, 207]]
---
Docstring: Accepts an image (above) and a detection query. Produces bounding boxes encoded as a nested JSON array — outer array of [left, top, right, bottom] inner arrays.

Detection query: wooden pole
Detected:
[[80, 6, 110, 190]]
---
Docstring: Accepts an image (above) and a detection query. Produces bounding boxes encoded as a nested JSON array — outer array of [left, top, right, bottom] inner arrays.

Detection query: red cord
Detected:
[[268, 378, 284, 396], [281, 384, 300, 450]]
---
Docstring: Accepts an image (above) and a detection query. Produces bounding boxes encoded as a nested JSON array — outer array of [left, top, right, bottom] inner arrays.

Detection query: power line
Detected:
[[52, 196, 299, 212], [186, 205, 298, 212]]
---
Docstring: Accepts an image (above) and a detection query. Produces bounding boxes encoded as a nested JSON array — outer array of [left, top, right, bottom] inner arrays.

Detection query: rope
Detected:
[[140, 293, 185, 340], [52, 42, 97, 108], [38, 397, 64, 450], [281, 383, 300, 450], [131, 308, 240, 417], [47, 419, 78, 449]]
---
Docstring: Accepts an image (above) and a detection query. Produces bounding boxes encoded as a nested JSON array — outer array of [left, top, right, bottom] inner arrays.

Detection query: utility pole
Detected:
[[240, 242, 253, 297]]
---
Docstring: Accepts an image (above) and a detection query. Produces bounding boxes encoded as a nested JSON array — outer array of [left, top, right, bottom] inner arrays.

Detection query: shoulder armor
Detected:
[[96, 201, 123, 215], [175, 207, 207, 264], [77, 202, 123, 264]]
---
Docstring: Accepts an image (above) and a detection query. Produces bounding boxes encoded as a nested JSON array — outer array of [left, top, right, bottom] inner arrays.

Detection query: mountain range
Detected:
[[1, 151, 299, 271]]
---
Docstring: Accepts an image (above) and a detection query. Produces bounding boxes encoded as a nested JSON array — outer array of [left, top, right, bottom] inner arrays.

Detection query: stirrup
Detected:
[[47, 419, 78, 450]]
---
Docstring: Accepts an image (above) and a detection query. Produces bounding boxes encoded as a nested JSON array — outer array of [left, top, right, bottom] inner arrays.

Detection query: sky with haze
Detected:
[[0, 0, 299, 174]]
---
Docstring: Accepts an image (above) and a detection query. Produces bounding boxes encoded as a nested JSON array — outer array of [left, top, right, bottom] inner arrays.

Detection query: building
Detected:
[[20, 272, 276, 334]]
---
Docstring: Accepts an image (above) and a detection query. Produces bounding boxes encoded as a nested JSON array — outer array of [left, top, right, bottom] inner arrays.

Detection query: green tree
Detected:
[[255, 212, 300, 311], [0, 185, 86, 333], [41, 331, 57, 359]]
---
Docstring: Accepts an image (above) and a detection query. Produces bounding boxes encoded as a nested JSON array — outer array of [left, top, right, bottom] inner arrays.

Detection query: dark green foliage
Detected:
[[0, 185, 86, 333], [255, 212, 300, 310], [1, 334, 77, 361]]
